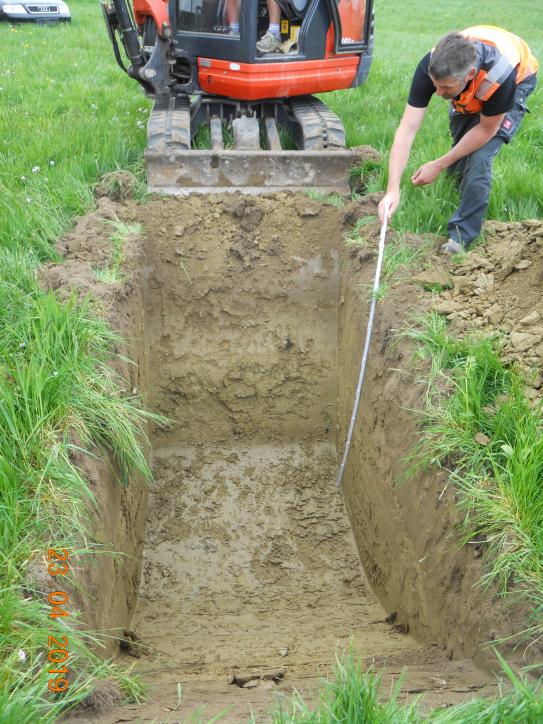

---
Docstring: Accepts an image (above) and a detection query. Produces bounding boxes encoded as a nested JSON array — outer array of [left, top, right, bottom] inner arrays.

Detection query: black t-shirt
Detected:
[[407, 51, 517, 116]]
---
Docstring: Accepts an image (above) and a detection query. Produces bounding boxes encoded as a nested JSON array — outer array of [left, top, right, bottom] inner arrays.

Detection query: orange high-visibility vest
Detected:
[[452, 25, 538, 114]]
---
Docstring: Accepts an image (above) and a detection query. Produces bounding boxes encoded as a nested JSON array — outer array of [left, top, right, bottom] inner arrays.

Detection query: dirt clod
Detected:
[[120, 629, 147, 658], [412, 268, 454, 290], [95, 171, 139, 201], [66, 679, 123, 718]]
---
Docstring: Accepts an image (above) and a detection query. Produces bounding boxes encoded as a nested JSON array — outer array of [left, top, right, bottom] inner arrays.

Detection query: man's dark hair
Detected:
[[429, 32, 477, 80]]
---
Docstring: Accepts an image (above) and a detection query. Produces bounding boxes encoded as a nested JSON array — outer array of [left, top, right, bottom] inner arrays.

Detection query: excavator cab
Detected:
[[102, 0, 374, 192], [276, 0, 310, 20]]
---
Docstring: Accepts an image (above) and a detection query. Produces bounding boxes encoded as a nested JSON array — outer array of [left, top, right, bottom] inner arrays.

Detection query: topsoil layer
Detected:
[[42, 187, 543, 722]]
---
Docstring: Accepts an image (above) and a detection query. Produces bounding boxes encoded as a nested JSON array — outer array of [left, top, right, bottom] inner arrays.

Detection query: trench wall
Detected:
[[70, 440, 148, 656], [337, 246, 522, 667], [40, 214, 150, 657], [79, 256, 149, 655], [141, 196, 342, 447]]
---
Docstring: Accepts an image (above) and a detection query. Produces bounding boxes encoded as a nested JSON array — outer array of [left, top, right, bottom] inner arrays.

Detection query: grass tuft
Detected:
[[349, 158, 382, 194], [94, 218, 142, 284], [348, 231, 433, 301], [306, 189, 346, 207], [404, 313, 543, 639], [270, 651, 543, 723], [272, 653, 420, 723], [0, 252, 162, 720]]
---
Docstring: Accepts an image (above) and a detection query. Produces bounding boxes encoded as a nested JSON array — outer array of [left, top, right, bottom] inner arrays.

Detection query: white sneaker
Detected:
[[440, 239, 464, 255], [256, 31, 281, 54]]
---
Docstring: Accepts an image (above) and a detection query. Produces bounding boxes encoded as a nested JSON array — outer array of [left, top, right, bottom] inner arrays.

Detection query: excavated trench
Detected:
[[53, 192, 535, 722]]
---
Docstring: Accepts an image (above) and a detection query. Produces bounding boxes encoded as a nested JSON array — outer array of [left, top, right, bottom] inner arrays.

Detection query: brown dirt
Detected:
[[431, 220, 543, 389], [45, 190, 543, 722]]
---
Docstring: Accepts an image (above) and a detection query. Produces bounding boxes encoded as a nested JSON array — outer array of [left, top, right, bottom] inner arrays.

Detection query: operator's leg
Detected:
[[256, 0, 282, 53], [447, 74, 537, 249], [227, 0, 240, 33], [268, 0, 281, 25]]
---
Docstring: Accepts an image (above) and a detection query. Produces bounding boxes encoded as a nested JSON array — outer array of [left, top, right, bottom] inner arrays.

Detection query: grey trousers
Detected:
[[447, 73, 537, 247]]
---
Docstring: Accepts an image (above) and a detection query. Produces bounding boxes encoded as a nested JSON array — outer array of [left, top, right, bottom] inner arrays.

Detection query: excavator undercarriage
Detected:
[[146, 94, 354, 193]]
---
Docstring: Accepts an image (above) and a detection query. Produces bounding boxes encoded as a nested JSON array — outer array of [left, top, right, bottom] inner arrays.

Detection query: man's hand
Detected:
[[411, 159, 444, 186], [378, 190, 400, 223]]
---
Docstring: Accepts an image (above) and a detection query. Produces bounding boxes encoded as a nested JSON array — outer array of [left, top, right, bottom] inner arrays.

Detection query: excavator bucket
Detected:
[[145, 94, 358, 194]]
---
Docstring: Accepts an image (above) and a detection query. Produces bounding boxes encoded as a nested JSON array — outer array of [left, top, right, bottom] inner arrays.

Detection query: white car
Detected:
[[0, 0, 70, 23]]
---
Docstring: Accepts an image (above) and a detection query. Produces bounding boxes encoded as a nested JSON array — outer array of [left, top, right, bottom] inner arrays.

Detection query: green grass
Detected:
[[381, 234, 433, 281], [94, 219, 142, 284], [344, 226, 434, 301], [404, 313, 543, 639], [0, 0, 150, 256], [306, 189, 346, 207], [349, 158, 381, 194], [0, 6, 162, 717], [0, 250, 160, 721], [193, 122, 237, 150], [343, 216, 378, 245], [271, 651, 543, 723], [271, 654, 420, 723]]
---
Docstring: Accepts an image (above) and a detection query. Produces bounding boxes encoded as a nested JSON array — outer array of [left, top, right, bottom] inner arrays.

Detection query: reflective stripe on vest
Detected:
[[463, 25, 539, 82], [476, 53, 514, 99]]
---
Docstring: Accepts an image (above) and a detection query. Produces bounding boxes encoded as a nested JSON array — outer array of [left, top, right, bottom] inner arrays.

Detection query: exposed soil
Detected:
[[337, 218, 543, 673], [44, 188, 543, 722], [431, 220, 543, 388]]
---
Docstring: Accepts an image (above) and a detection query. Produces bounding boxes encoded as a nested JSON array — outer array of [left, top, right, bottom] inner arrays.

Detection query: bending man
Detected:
[[378, 26, 538, 253]]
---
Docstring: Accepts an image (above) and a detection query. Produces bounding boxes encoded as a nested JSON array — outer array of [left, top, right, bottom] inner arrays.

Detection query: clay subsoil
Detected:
[[47, 187, 543, 722]]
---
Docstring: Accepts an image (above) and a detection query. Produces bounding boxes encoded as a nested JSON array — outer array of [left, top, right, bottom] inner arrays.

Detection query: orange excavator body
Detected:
[[197, 56, 360, 101], [133, 0, 168, 30], [129, 0, 373, 101]]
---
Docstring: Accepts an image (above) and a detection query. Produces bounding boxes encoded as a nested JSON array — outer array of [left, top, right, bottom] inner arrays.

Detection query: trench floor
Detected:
[[89, 442, 499, 722]]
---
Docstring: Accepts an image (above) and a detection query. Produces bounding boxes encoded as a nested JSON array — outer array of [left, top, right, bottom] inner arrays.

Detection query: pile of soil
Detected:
[[428, 220, 543, 394]]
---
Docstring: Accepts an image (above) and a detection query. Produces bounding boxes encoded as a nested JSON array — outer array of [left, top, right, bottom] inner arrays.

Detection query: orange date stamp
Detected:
[[47, 548, 70, 693]]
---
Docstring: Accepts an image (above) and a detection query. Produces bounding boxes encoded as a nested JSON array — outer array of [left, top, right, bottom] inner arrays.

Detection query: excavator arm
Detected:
[[101, 0, 173, 96]]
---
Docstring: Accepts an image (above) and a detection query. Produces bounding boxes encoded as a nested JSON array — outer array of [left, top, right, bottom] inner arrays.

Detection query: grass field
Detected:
[[0, 0, 147, 255], [0, 0, 542, 720]]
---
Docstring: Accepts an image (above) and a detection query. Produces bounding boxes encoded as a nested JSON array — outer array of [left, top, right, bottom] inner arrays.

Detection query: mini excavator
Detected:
[[102, 0, 374, 192]]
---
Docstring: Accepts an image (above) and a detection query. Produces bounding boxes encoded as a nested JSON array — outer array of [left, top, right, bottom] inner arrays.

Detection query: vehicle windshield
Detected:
[[178, 0, 241, 36]]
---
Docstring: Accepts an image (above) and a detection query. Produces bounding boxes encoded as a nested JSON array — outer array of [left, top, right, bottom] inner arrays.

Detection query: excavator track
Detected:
[[147, 95, 191, 152], [288, 96, 345, 150], [307, 97, 346, 149], [145, 94, 356, 194], [289, 97, 328, 150]]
